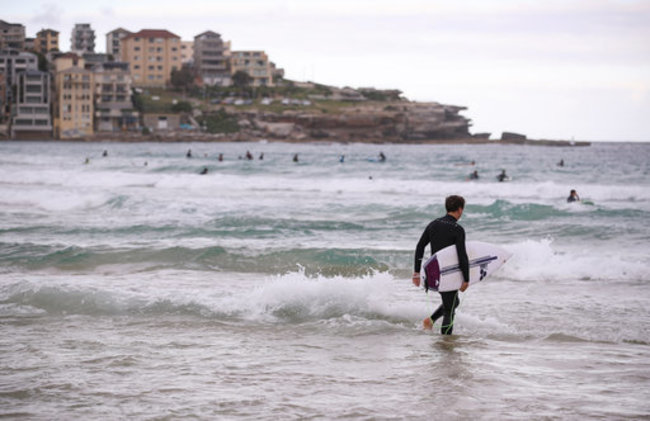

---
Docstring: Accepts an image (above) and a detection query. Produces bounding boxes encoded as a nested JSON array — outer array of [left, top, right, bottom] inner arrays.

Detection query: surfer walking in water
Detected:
[[413, 195, 470, 334]]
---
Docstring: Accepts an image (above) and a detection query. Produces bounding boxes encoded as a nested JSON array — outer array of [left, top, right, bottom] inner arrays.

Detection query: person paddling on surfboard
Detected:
[[412, 195, 470, 334], [567, 189, 580, 203]]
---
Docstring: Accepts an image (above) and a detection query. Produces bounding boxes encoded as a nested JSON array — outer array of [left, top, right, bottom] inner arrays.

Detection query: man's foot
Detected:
[[422, 317, 433, 330]]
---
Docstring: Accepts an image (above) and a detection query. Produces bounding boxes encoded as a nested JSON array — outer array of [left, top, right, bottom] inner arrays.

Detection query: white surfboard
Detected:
[[422, 241, 512, 292]]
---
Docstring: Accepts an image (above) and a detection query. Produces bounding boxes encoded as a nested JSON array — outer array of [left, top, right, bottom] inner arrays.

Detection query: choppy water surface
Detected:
[[1, 141, 649, 419]]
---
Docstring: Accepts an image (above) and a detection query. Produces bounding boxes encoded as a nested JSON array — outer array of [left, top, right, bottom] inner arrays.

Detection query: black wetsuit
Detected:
[[567, 195, 579, 203], [414, 214, 469, 334]]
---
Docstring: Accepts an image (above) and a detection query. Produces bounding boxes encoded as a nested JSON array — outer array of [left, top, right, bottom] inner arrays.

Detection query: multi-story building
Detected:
[[35, 29, 59, 54], [0, 49, 38, 122], [193, 31, 231, 86], [93, 62, 138, 132], [11, 70, 52, 139], [106, 28, 131, 60], [230, 50, 274, 87], [82, 53, 110, 70], [53, 54, 94, 139], [0, 73, 7, 135], [270, 62, 284, 81], [120, 29, 181, 87], [71, 23, 95, 54], [0, 20, 26, 50], [180, 41, 193, 64], [25, 38, 35, 51]]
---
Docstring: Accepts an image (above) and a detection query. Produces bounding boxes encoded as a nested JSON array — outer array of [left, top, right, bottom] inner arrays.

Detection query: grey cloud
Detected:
[[30, 3, 63, 25]]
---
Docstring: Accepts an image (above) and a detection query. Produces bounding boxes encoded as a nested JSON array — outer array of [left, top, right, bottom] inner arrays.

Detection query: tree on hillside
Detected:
[[232, 70, 252, 89], [171, 66, 194, 91]]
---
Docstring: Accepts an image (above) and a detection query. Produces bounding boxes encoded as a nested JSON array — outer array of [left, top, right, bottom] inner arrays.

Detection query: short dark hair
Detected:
[[445, 195, 465, 212]]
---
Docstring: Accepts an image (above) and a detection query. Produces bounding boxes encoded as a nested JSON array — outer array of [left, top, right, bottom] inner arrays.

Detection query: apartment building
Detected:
[[71, 23, 96, 54], [0, 50, 38, 122], [120, 29, 181, 87], [193, 31, 231, 86], [82, 53, 110, 70], [180, 41, 193, 64], [0, 20, 26, 50], [230, 50, 274, 87], [106, 28, 131, 60], [11, 70, 52, 139], [53, 54, 94, 139], [93, 62, 138, 132], [35, 29, 59, 54], [270, 62, 284, 81], [25, 38, 35, 51]]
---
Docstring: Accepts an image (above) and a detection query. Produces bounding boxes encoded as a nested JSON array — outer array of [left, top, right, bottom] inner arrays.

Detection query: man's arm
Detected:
[[455, 227, 470, 291], [412, 228, 429, 287]]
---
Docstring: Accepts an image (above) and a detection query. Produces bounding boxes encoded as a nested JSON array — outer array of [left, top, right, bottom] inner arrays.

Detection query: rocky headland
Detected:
[[92, 82, 590, 146]]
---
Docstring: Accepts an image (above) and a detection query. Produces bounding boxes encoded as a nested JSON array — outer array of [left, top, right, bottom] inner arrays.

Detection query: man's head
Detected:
[[445, 195, 465, 217]]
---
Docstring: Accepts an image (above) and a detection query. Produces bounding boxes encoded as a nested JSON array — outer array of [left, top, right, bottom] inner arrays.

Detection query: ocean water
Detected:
[[1, 140, 649, 419]]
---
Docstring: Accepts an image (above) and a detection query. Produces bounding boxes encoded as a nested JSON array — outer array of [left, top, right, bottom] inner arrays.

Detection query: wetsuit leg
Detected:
[[430, 304, 444, 323], [439, 290, 460, 335]]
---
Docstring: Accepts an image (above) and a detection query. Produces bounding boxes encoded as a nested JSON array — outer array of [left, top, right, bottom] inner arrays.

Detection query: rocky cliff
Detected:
[[233, 101, 472, 142]]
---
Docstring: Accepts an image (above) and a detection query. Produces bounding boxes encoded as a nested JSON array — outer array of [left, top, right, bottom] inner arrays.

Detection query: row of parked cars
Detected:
[[210, 97, 312, 106]]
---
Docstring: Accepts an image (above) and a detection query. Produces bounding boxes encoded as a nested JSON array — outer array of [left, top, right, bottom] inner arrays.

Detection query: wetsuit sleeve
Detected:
[[455, 227, 470, 283], [414, 227, 429, 273]]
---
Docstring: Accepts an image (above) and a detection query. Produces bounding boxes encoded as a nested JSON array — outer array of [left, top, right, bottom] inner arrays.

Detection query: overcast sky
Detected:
[[5, 0, 650, 141]]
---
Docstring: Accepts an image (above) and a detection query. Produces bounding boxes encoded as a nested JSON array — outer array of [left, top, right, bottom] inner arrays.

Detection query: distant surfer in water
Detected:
[[293, 153, 299, 163], [567, 189, 580, 203], [378, 152, 386, 162], [413, 195, 469, 334], [469, 170, 479, 180], [497, 169, 508, 182]]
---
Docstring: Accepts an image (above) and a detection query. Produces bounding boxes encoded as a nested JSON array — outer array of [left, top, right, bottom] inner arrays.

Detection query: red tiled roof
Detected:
[[124, 29, 180, 40]]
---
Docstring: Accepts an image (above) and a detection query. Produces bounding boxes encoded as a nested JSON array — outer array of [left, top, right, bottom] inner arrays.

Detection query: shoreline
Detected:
[[3, 133, 591, 147]]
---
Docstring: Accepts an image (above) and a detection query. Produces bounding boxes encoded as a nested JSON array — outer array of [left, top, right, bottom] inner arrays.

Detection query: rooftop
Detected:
[[124, 29, 180, 40]]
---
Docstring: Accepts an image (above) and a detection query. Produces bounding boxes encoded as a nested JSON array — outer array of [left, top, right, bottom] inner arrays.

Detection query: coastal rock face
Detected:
[[253, 120, 295, 138], [239, 101, 472, 142]]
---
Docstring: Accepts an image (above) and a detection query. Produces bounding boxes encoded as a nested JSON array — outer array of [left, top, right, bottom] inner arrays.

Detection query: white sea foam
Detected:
[[501, 238, 649, 282]]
